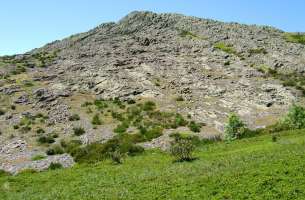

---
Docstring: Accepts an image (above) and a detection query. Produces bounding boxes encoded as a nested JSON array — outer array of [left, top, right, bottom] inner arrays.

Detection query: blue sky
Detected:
[[1, 0, 305, 55]]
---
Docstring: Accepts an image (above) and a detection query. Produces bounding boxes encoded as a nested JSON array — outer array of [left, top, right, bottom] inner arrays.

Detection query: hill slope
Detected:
[[1, 129, 305, 199], [0, 11, 305, 173]]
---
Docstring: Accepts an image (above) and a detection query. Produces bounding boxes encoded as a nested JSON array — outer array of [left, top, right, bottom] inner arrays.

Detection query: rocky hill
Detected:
[[0, 11, 305, 173]]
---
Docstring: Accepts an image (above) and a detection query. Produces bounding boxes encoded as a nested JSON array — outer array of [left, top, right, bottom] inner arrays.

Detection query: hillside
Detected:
[[1, 11, 305, 174], [1, 129, 305, 199]]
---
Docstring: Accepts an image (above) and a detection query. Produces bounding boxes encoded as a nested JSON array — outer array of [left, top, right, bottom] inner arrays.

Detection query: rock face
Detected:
[[0, 11, 304, 172], [33, 11, 302, 127]]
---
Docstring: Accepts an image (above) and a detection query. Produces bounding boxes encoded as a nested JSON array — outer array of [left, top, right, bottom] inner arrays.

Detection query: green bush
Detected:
[[72, 136, 144, 164], [109, 150, 125, 164], [91, 114, 102, 125], [37, 135, 55, 144], [188, 121, 202, 133], [46, 145, 64, 155], [48, 163, 63, 170], [224, 113, 247, 141], [114, 121, 130, 134], [281, 105, 305, 129], [73, 127, 85, 136], [143, 101, 156, 111], [170, 133, 199, 161], [36, 127, 45, 134]]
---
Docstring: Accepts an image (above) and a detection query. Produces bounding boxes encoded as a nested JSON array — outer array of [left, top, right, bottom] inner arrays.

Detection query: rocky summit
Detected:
[[0, 11, 305, 173]]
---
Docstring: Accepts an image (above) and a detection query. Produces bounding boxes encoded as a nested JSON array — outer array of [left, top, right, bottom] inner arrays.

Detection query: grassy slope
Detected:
[[1, 130, 305, 200]]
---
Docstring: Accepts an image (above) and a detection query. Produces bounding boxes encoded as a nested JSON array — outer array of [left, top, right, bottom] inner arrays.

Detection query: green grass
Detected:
[[284, 33, 305, 45], [214, 42, 239, 55], [1, 129, 305, 199]]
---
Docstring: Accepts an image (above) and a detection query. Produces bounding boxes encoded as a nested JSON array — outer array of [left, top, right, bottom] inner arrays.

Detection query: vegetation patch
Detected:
[[284, 32, 305, 45]]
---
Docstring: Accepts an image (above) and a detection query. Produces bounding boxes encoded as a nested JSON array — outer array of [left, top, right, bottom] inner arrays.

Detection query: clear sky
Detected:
[[1, 0, 305, 55]]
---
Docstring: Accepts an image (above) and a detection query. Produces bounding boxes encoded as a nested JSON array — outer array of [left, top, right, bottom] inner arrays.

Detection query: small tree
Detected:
[[224, 113, 247, 141], [282, 104, 305, 129], [170, 133, 199, 162]]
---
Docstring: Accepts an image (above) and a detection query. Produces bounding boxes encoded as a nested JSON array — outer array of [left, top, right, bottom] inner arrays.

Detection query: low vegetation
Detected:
[[214, 42, 237, 55], [284, 32, 305, 45], [1, 129, 305, 199]]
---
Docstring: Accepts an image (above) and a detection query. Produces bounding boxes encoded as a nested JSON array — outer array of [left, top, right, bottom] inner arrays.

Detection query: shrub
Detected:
[[224, 61, 230, 66], [174, 114, 188, 127], [143, 101, 156, 111], [10, 105, 16, 110], [72, 136, 144, 164], [188, 121, 202, 133], [37, 135, 55, 144], [36, 127, 45, 134], [176, 96, 184, 101], [114, 121, 129, 134], [109, 150, 125, 164], [46, 145, 65, 155], [224, 113, 247, 141], [127, 99, 136, 104], [48, 163, 63, 170], [281, 104, 305, 129], [170, 133, 199, 162], [0, 109, 5, 115], [13, 124, 20, 129], [91, 114, 102, 125], [73, 127, 85, 136], [60, 139, 82, 154], [69, 114, 80, 121]]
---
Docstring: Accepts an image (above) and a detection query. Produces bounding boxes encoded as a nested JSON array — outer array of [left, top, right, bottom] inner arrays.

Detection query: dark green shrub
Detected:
[[176, 96, 184, 101], [127, 99, 136, 104], [48, 163, 63, 170], [73, 127, 85, 136], [114, 121, 129, 134], [72, 136, 144, 164], [13, 124, 20, 129], [36, 127, 45, 134], [188, 121, 202, 133], [37, 135, 55, 144], [109, 150, 125, 164], [0, 109, 5, 115], [69, 114, 80, 121], [60, 139, 82, 154], [170, 133, 199, 162], [272, 134, 277, 142], [20, 125, 31, 133], [46, 145, 64, 155], [10, 105, 16, 110], [91, 114, 102, 125], [224, 61, 230, 66], [143, 101, 156, 111], [224, 113, 247, 141]]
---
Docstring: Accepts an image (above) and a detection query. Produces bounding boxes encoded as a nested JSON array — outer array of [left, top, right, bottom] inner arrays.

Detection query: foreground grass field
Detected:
[[1, 130, 305, 200]]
